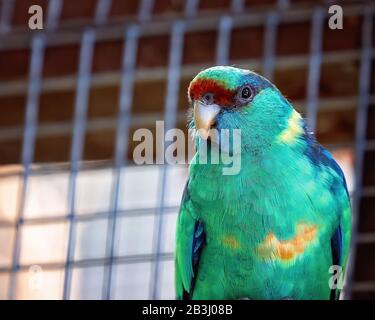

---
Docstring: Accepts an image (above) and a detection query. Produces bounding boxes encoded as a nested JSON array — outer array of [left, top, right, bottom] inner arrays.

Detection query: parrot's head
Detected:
[[188, 66, 299, 157]]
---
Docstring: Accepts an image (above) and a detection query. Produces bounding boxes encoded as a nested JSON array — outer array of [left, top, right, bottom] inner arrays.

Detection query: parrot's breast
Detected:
[[187, 142, 346, 299]]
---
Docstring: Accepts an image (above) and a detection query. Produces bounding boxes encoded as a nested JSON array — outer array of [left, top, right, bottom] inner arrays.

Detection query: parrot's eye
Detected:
[[202, 92, 214, 105], [235, 85, 254, 107], [240, 86, 253, 99]]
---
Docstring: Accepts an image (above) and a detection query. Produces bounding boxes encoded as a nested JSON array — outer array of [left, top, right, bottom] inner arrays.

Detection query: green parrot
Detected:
[[175, 66, 351, 300]]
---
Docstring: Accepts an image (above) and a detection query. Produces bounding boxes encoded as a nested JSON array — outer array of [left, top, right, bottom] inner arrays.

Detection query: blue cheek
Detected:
[[216, 109, 234, 129], [214, 112, 243, 156]]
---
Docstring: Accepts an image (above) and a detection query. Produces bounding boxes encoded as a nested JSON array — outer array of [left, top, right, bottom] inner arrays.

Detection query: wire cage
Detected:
[[0, 0, 374, 300]]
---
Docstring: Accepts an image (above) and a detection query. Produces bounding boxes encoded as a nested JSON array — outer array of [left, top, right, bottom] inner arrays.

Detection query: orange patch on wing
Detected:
[[222, 235, 240, 249], [258, 223, 318, 262]]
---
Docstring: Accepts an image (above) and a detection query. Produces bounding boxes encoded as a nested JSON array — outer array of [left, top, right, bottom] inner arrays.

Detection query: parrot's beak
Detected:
[[193, 101, 221, 140]]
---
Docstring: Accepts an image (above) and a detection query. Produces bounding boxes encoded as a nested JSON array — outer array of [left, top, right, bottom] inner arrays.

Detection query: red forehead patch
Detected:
[[188, 78, 236, 107]]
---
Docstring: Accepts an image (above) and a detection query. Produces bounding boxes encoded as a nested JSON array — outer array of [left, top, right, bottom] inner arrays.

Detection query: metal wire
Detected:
[[46, 0, 63, 31], [95, 0, 112, 26], [8, 33, 46, 300], [1, 5, 369, 51], [63, 29, 96, 300], [102, 24, 140, 300], [216, 16, 233, 66], [185, 0, 199, 18], [231, 0, 244, 14], [1, 252, 174, 274], [306, 8, 324, 132], [0, 0, 13, 35], [277, 0, 290, 10], [150, 20, 185, 300], [263, 12, 279, 81], [344, 8, 374, 300], [138, 0, 155, 22]]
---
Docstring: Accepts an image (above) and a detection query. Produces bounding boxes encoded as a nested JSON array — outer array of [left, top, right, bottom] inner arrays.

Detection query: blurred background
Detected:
[[0, 0, 374, 300]]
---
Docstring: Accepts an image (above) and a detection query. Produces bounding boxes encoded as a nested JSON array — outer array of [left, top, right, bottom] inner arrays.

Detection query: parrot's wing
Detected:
[[327, 152, 351, 300], [307, 141, 351, 300], [175, 183, 205, 300], [330, 224, 343, 300]]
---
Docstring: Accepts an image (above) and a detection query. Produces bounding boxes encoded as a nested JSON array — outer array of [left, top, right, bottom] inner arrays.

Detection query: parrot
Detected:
[[175, 66, 352, 300]]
